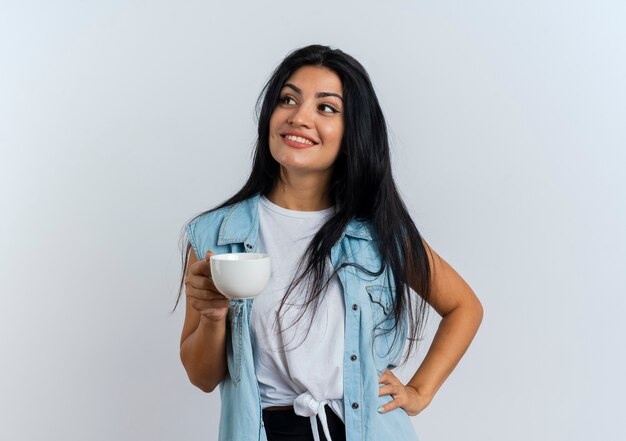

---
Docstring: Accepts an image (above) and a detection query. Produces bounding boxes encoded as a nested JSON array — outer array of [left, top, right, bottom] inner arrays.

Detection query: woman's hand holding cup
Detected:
[[185, 250, 230, 323]]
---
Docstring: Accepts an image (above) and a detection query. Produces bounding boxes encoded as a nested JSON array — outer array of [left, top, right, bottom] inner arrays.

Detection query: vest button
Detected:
[[350, 355, 357, 361], [245, 243, 252, 249], [352, 304, 358, 311], [352, 402, 359, 409]]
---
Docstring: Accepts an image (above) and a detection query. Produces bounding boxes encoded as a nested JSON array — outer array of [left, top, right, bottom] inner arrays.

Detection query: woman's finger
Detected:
[[185, 269, 219, 291], [199, 306, 229, 322], [205, 251, 214, 277], [378, 370, 401, 389], [377, 392, 405, 414], [378, 384, 402, 398], [186, 285, 222, 300], [378, 382, 404, 399], [377, 371, 409, 414], [190, 297, 231, 311], [185, 277, 209, 292]]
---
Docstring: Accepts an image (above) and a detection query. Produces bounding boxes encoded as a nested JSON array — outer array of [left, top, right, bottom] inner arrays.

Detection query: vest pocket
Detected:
[[366, 285, 392, 316]]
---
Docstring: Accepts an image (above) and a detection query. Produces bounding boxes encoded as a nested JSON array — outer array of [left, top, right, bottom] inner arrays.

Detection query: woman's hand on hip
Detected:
[[184, 250, 230, 322], [377, 369, 432, 416]]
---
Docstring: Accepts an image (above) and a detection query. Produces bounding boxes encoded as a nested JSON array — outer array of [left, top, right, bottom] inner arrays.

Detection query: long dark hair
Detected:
[[173, 44, 431, 363]]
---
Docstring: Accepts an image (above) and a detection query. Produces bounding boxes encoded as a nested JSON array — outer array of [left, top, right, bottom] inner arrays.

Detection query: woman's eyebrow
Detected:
[[283, 83, 343, 102]]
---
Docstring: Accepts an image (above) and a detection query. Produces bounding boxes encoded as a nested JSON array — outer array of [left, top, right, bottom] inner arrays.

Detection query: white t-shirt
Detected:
[[251, 195, 345, 441]]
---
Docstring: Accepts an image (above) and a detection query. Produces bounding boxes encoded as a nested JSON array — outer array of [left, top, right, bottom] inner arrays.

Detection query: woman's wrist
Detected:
[[406, 381, 435, 404]]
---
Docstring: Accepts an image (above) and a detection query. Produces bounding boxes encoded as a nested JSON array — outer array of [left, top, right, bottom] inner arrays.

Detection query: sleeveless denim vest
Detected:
[[185, 194, 420, 441]]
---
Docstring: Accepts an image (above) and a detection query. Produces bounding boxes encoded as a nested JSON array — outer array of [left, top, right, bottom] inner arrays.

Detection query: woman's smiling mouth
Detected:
[[280, 133, 319, 148]]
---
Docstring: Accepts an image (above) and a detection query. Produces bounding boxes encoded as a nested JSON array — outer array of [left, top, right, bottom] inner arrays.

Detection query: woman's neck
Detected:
[[267, 169, 333, 211]]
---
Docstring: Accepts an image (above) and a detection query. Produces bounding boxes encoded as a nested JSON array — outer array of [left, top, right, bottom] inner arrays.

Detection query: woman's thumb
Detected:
[[205, 250, 213, 261]]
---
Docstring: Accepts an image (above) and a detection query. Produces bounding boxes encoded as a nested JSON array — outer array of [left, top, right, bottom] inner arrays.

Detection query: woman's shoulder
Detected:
[[187, 194, 260, 230], [185, 194, 260, 258], [186, 204, 230, 230]]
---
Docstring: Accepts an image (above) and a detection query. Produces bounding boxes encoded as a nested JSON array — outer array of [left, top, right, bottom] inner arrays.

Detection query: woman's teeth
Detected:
[[285, 135, 314, 145]]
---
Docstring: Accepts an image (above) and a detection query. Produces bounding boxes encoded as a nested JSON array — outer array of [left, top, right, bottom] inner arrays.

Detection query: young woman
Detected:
[[175, 44, 483, 441]]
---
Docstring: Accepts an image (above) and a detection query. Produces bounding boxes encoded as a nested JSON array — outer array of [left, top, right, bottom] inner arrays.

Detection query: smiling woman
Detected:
[[174, 44, 483, 441], [269, 66, 345, 196]]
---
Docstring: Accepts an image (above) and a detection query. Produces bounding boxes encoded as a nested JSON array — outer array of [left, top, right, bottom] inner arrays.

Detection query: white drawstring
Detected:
[[293, 392, 333, 441]]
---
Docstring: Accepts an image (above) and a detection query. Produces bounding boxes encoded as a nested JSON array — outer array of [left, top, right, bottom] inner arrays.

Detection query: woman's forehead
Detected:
[[283, 66, 343, 94]]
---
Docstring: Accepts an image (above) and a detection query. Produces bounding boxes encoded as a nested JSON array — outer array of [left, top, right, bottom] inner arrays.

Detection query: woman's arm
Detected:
[[378, 239, 483, 415], [407, 239, 483, 400], [180, 249, 229, 393]]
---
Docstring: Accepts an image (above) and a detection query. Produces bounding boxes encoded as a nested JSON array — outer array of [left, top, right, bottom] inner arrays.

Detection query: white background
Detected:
[[1, 1, 624, 440]]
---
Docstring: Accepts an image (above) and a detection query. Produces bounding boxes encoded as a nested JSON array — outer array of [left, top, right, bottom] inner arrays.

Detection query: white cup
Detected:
[[209, 252, 271, 299]]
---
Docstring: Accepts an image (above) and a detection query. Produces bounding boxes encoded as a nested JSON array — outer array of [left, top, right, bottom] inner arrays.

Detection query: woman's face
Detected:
[[268, 66, 344, 178]]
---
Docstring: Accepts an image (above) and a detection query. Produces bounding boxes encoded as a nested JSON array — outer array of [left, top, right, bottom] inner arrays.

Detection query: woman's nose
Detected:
[[287, 104, 313, 128]]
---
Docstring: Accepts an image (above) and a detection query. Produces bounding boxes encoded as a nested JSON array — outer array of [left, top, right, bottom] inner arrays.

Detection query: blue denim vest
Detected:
[[185, 194, 420, 441]]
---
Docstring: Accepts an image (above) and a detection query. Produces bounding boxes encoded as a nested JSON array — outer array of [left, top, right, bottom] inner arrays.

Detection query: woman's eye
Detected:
[[279, 95, 296, 105], [319, 104, 339, 113]]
